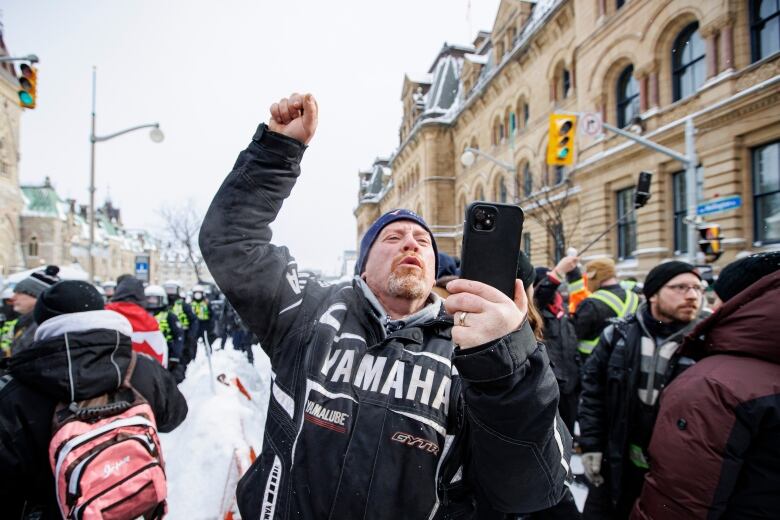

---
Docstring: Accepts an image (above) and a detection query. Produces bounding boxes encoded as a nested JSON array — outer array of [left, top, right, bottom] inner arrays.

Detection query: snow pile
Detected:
[[161, 342, 272, 520]]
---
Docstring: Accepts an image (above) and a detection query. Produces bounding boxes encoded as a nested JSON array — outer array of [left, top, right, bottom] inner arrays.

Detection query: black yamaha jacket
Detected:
[[199, 124, 570, 519], [0, 310, 188, 520]]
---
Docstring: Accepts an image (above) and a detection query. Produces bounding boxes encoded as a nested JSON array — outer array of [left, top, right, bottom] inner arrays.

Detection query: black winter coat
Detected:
[[534, 274, 580, 395], [199, 124, 570, 519], [0, 310, 188, 520], [578, 306, 695, 506]]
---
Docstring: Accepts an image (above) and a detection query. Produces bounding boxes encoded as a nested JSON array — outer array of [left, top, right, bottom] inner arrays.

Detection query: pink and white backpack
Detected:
[[48, 352, 167, 519]]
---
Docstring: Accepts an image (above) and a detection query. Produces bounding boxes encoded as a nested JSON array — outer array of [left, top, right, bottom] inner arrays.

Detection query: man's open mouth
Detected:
[[398, 256, 423, 269]]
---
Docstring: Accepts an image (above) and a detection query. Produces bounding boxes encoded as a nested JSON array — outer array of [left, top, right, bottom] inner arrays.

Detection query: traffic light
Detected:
[[18, 63, 37, 109], [546, 114, 577, 166], [698, 224, 722, 263]]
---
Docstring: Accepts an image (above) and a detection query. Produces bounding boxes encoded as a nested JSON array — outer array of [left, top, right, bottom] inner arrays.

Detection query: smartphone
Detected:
[[460, 202, 525, 299]]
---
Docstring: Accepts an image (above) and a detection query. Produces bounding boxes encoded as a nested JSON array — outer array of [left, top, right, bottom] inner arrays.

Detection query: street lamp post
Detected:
[[89, 67, 164, 282], [460, 147, 517, 200]]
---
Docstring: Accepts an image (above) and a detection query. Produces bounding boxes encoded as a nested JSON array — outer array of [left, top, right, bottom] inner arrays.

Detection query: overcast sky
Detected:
[[3, 0, 500, 274]]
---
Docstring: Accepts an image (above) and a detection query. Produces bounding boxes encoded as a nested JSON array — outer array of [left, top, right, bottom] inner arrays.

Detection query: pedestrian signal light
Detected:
[[18, 64, 37, 109], [698, 224, 722, 263], [547, 114, 577, 166]]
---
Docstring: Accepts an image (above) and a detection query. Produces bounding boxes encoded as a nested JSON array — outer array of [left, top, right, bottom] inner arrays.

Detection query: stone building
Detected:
[[19, 178, 161, 283], [355, 0, 780, 277], [0, 28, 25, 277]]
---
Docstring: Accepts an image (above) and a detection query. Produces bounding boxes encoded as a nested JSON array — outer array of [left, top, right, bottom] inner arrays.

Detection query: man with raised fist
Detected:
[[199, 93, 569, 519]]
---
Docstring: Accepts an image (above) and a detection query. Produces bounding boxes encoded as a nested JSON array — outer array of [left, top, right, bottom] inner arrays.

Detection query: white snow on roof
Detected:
[[406, 73, 433, 85], [465, 53, 489, 65]]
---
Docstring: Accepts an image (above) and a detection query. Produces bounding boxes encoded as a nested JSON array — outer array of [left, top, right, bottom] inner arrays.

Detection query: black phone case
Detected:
[[460, 202, 525, 299]]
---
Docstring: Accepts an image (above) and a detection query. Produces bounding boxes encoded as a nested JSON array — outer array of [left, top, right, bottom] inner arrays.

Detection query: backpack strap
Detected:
[[122, 350, 138, 389]]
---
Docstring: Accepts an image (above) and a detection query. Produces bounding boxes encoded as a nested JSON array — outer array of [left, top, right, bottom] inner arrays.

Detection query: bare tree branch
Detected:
[[159, 203, 205, 282], [516, 167, 583, 262]]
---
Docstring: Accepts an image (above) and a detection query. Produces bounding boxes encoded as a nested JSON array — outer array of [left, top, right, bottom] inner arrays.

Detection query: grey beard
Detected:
[[387, 271, 427, 300]]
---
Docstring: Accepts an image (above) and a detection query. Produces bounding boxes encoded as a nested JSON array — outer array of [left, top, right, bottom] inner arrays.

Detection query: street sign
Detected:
[[135, 254, 150, 282], [696, 195, 742, 216], [580, 112, 602, 137]]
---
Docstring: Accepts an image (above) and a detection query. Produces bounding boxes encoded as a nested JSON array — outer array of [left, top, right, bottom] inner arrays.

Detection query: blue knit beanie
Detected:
[[356, 209, 439, 275]]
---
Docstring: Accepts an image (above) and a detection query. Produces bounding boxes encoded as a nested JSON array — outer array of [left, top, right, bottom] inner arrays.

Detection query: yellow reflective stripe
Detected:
[[589, 290, 624, 316], [589, 289, 638, 318], [172, 300, 189, 328], [569, 278, 585, 291], [578, 337, 600, 355], [620, 280, 637, 291], [625, 291, 639, 314], [155, 311, 172, 342]]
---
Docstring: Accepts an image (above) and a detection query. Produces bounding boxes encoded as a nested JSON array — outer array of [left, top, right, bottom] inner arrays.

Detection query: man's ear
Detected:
[[361, 273, 367, 281], [648, 293, 657, 306]]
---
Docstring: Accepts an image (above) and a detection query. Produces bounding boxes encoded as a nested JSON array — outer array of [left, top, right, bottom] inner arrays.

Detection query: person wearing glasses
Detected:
[[578, 261, 708, 519]]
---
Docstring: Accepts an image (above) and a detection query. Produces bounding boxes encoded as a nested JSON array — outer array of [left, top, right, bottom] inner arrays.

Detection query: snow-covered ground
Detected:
[[160, 342, 272, 520], [161, 341, 587, 518]]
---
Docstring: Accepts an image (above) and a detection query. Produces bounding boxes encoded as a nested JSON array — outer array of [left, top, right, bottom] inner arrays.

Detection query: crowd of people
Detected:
[[1, 90, 778, 519]]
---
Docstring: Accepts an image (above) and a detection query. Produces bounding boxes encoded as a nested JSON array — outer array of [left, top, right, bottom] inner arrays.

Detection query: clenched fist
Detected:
[[269, 93, 318, 145]]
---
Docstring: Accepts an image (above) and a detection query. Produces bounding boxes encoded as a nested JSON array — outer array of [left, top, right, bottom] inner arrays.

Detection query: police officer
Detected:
[[145, 285, 185, 382], [0, 288, 18, 357], [163, 281, 198, 376], [190, 284, 214, 345], [570, 258, 641, 359]]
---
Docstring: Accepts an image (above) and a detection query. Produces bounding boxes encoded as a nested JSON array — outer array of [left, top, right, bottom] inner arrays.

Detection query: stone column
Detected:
[[720, 23, 734, 71], [700, 24, 719, 79], [636, 63, 659, 109]]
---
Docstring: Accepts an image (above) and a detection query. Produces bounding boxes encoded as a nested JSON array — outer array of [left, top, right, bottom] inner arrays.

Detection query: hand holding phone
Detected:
[[444, 278, 527, 349], [459, 202, 525, 298]]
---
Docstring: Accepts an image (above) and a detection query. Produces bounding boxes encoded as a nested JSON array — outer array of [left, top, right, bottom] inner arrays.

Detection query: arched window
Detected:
[[28, 236, 38, 257], [523, 102, 530, 128], [562, 69, 571, 98], [498, 177, 508, 203], [616, 65, 640, 127], [750, 0, 780, 62], [492, 117, 502, 146], [523, 163, 533, 196], [672, 23, 705, 102]]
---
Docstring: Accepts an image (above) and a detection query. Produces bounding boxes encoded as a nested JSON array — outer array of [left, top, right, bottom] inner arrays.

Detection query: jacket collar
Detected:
[[355, 277, 443, 335]]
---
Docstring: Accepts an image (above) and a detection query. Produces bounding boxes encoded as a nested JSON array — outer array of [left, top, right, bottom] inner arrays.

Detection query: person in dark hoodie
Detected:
[[632, 252, 780, 520], [532, 256, 582, 434], [0, 280, 187, 519], [106, 275, 170, 367]]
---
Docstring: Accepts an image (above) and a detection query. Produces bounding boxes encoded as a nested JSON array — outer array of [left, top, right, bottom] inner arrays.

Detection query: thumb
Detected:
[[512, 280, 528, 314], [302, 94, 318, 142]]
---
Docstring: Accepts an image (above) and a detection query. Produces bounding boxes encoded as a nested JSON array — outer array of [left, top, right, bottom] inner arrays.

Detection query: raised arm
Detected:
[[198, 94, 318, 348]]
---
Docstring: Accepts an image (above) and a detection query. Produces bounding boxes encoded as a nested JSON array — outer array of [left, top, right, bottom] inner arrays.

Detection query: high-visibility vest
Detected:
[[577, 289, 640, 355], [568, 276, 590, 314], [0, 319, 17, 356], [155, 311, 173, 343], [192, 300, 210, 321], [620, 280, 638, 292], [172, 300, 189, 330]]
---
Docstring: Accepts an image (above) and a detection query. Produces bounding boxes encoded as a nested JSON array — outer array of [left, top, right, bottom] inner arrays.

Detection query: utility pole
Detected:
[[599, 118, 699, 263]]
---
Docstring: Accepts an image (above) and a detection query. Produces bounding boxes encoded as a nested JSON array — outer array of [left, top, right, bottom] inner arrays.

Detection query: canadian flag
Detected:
[[105, 302, 169, 367]]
